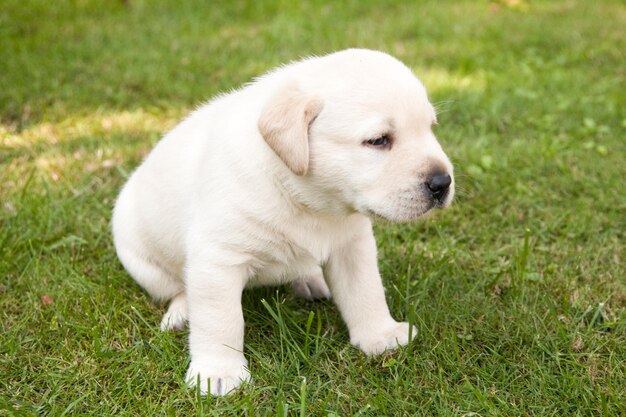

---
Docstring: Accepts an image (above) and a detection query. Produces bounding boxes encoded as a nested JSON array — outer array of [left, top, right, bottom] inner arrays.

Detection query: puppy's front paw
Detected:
[[186, 356, 250, 396], [350, 321, 417, 355]]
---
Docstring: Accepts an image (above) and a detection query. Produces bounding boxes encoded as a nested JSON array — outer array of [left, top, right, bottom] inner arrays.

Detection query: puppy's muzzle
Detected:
[[426, 173, 452, 203]]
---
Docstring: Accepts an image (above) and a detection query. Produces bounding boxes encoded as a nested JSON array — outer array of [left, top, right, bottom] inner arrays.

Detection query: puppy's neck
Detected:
[[273, 169, 356, 219]]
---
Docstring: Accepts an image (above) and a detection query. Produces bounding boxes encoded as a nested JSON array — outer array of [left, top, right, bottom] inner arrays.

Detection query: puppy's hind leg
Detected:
[[160, 292, 188, 331], [115, 241, 187, 330], [291, 268, 331, 301]]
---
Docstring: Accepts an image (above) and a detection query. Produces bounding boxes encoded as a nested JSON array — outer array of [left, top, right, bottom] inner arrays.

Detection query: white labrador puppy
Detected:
[[112, 49, 454, 396]]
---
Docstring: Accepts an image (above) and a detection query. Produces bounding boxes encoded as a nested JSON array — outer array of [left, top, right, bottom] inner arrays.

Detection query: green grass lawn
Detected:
[[1, 0, 625, 415]]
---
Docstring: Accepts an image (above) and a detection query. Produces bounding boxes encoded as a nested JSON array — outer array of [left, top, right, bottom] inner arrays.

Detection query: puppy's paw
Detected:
[[291, 273, 331, 300], [186, 356, 250, 396], [350, 321, 417, 355], [160, 293, 188, 331]]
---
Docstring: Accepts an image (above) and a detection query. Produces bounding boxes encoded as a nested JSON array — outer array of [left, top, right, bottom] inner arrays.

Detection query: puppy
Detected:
[[112, 49, 454, 396]]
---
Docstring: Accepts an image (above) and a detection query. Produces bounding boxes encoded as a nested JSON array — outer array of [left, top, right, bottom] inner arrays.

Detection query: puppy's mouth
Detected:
[[363, 189, 453, 223], [363, 202, 436, 223]]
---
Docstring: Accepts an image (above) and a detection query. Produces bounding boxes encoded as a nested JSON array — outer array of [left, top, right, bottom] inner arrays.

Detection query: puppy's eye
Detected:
[[365, 135, 391, 148]]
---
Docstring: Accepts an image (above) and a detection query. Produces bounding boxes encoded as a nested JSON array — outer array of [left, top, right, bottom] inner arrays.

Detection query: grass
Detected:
[[1, 0, 625, 415]]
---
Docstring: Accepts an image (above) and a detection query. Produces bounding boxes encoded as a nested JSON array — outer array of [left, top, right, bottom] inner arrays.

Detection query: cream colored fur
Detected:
[[112, 49, 454, 396]]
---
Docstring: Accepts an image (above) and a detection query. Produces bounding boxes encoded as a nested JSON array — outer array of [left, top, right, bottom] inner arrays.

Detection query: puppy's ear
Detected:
[[258, 83, 323, 176]]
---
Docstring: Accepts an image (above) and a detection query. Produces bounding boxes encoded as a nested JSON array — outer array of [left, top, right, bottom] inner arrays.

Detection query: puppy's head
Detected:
[[258, 49, 454, 222]]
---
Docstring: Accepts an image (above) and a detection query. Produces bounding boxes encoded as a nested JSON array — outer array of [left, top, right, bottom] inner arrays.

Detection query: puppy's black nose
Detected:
[[427, 174, 451, 200]]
